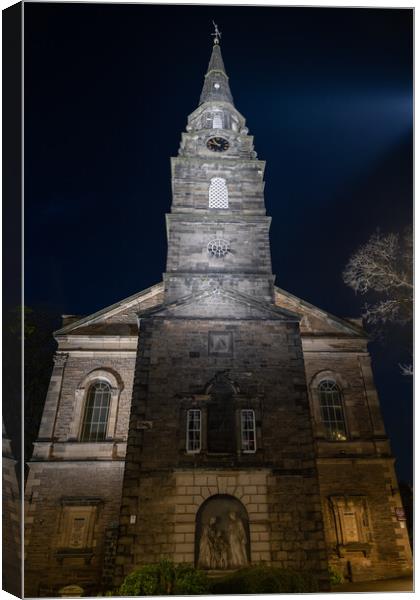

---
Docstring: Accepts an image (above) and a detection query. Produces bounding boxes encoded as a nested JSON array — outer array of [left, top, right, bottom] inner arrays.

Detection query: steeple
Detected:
[[199, 27, 234, 106]]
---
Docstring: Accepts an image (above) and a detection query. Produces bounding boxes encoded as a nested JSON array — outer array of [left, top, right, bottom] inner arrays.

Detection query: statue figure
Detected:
[[226, 511, 248, 567], [198, 516, 230, 569], [214, 529, 229, 569], [198, 517, 218, 569]]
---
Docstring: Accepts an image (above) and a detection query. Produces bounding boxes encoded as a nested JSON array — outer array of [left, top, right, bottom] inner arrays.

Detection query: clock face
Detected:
[[207, 137, 230, 152]]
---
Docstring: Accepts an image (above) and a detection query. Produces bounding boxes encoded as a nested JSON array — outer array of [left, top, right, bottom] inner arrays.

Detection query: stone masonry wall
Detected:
[[114, 315, 329, 586], [318, 459, 412, 581], [3, 454, 21, 597], [25, 462, 125, 597], [53, 354, 136, 441], [303, 346, 412, 580], [25, 350, 136, 596]]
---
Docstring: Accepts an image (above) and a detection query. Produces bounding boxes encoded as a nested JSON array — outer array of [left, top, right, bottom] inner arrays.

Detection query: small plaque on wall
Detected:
[[208, 331, 233, 356]]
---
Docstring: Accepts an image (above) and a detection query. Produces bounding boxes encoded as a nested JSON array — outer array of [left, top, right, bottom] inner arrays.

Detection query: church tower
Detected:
[[164, 37, 273, 304], [113, 34, 329, 586]]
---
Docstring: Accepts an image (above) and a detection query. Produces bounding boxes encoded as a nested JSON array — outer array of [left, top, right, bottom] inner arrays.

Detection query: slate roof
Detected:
[[199, 42, 234, 106]]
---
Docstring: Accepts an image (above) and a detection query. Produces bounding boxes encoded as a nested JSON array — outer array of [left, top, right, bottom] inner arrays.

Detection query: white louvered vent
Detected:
[[213, 113, 223, 128], [209, 177, 229, 209]]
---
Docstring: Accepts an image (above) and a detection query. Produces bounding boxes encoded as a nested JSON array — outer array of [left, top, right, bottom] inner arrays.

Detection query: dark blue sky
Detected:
[[24, 4, 413, 480]]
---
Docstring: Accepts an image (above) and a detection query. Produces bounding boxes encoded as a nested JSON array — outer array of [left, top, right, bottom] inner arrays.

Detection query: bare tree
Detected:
[[343, 228, 413, 374]]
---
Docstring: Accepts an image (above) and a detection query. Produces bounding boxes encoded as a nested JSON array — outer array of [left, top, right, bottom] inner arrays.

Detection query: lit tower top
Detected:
[[179, 24, 257, 160], [165, 24, 273, 305], [199, 22, 234, 106]]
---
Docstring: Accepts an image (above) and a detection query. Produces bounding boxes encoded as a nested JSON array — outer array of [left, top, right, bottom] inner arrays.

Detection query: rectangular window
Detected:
[[241, 409, 256, 453], [186, 409, 201, 453]]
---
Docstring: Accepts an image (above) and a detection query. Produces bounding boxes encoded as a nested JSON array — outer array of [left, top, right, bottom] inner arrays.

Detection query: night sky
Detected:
[[23, 4, 413, 481]]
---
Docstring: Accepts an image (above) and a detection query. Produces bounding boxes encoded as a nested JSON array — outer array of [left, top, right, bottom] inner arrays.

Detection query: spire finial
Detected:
[[211, 20, 222, 45]]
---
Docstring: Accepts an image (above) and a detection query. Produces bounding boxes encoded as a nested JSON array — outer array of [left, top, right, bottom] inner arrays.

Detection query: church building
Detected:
[[24, 34, 412, 597]]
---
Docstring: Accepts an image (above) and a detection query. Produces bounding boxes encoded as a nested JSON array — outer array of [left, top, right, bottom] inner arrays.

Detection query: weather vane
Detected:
[[211, 20, 222, 44]]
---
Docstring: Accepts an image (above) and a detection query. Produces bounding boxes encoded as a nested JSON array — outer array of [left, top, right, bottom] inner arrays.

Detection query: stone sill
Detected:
[[31, 440, 127, 460], [56, 549, 94, 564], [337, 543, 372, 557]]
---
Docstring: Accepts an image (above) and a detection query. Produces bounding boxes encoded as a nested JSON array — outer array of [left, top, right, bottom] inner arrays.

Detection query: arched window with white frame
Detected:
[[318, 380, 347, 441], [209, 177, 229, 209], [80, 381, 111, 442], [70, 369, 123, 443]]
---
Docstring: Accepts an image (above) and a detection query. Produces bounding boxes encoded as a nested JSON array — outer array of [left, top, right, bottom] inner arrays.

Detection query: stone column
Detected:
[[37, 352, 68, 440], [358, 355, 386, 437]]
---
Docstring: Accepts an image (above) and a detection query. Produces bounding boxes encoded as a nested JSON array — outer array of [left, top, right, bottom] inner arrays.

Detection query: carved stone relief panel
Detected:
[[208, 331, 233, 356]]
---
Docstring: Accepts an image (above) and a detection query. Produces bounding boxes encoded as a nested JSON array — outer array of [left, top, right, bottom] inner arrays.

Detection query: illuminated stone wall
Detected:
[[113, 314, 329, 587]]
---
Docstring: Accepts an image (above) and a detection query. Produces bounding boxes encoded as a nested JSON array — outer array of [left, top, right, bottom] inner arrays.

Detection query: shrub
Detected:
[[119, 560, 209, 596], [173, 563, 209, 595], [210, 565, 319, 594], [328, 566, 344, 585]]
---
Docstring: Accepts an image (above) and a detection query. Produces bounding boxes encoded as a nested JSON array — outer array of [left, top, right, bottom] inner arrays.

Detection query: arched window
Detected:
[[209, 177, 228, 209], [80, 381, 111, 442], [203, 111, 224, 129], [318, 380, 347, 441], [212, 112, 223, 129]]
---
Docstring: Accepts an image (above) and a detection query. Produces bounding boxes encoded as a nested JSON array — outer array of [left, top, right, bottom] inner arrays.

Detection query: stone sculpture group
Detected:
[[198, 511, 248, 570]]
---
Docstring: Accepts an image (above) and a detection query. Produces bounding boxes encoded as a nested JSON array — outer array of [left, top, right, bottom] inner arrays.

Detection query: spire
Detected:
[[199, 24, 234, 106]]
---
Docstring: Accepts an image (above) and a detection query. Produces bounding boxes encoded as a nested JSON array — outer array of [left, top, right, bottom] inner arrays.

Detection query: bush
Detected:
[[173, 563, 209, 595], [119, 560, 209, 596], [328, 566, 344, 585], [210, 565, 319, 594]]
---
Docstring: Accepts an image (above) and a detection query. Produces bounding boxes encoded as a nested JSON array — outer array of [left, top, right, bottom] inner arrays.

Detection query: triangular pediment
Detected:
[[138, 287, 301, 321], [54, 281, 365, 339], [54, 282, 164, 337], [274, 287, 366, 337]]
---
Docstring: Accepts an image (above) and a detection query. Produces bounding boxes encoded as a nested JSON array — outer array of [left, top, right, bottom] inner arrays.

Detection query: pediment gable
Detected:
[[54, 282, 164, 337], [54, 281, 365, 339], [274, 287, 366, 337], [138, 287, 301, 321]]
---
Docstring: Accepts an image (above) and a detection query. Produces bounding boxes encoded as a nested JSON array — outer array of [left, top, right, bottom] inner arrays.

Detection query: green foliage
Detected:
[[119, 564, 162, 596], [209, 565, 319, 594], [328, 566, 344, 585], [119, 560, 209, 596], [172, 563, 209, 595]]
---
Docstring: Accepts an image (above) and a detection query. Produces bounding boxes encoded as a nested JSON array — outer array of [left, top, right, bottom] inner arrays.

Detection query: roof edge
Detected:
[[274, 286, 367, 337], [54, 281, 164, 336]]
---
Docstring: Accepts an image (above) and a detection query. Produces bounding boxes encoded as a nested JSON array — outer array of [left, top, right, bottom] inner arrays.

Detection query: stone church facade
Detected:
[[24, 39, 412, 597]]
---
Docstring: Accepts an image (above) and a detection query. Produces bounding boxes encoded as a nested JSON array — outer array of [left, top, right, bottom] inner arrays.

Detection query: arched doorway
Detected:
[[195, 495, 250, 570]]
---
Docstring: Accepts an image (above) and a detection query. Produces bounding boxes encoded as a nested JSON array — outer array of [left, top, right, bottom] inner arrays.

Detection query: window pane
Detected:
[[241, 409, 256, 453], [186, 409, 201, 453], [81, 382, 111, 442], [318, 380, 347, 441]]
